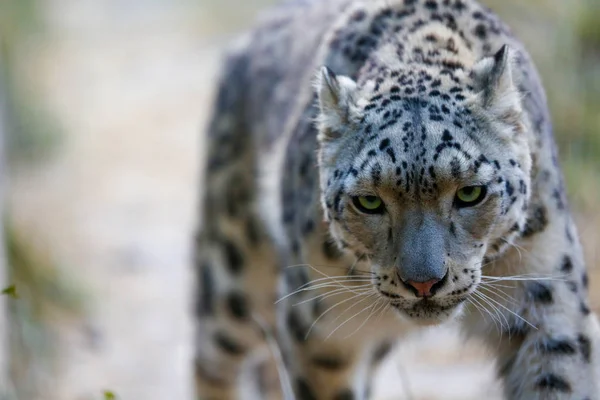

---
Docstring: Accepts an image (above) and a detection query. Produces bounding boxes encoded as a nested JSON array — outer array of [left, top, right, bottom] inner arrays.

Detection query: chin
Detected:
[[391, 299, 465, 327]]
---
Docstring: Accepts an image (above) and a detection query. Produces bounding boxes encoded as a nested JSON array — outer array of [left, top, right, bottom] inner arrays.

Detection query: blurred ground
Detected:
[[2, 0, 599, 399]]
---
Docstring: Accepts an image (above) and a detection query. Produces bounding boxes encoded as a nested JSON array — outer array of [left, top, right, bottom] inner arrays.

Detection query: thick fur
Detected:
[[195, 0, 600, 399]]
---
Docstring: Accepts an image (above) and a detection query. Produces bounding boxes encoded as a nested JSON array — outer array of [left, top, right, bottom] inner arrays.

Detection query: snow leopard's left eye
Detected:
[[455, 186, 487, 208], [352, 195, 385, 214]]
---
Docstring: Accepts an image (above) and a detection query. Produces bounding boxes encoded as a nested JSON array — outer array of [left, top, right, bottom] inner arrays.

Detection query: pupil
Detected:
[[365, 196, 377, 203], [463, 187, 474, 195]]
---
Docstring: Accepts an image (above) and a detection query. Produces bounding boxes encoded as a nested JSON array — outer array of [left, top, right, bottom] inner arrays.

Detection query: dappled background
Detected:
[[1, 0, 599, 399]]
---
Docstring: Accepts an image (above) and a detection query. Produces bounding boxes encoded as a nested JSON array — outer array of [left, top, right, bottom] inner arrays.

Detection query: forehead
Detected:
[[346, 95, 500, 195]]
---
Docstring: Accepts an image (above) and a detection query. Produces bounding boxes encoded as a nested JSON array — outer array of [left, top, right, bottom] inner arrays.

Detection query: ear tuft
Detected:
[[470, 45, 524, 132], [315, 66, 358, 141]]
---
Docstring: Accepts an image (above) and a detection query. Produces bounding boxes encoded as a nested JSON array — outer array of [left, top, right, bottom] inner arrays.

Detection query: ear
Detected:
[[315, 66, 358, 141], [470, 45, 523, 130]]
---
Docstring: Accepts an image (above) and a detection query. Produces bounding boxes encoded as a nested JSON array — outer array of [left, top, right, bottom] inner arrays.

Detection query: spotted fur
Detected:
[[195, 0, 600, 399]]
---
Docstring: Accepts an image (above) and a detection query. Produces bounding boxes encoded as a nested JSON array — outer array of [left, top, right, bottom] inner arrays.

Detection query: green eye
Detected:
[[353, 195, 384, 214], [455, 186, 487, 207]]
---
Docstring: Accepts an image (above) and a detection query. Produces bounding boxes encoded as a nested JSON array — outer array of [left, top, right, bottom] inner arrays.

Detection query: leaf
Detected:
[[103, 390, 116, 400], [1, 284, 18, 299]]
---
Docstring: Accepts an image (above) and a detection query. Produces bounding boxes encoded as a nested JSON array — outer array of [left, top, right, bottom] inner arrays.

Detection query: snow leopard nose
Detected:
[[403, 274, 447, 298], [396, 211, 448, 296]]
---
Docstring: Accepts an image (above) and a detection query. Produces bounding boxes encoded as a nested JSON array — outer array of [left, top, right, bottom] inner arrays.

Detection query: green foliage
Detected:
[[1, 284, 18, 299], [103, 390, 117, 399]]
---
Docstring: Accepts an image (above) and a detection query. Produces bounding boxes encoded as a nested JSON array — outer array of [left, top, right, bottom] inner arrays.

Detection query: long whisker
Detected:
[[304, 290, 373, 339], [276, 277, 374, 303], [284, 262, 375, 276], [478, 284, 520, 308], [476, 290, 537, 331], [480, 273, 568, 283], [324, 291, 376, 329], [344, 297, 385, 339], [501, 237, 523, 262], [326, 293, 379, 340], [375, 301, 391, 325], [293, 285, 372, 306], [467, 296, 498, 333], [480, 282, 516, 289], [472, 291, 507, 333]]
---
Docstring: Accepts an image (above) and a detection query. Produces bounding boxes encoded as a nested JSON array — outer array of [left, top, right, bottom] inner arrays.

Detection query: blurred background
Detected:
[[0, 0, 598, 399]]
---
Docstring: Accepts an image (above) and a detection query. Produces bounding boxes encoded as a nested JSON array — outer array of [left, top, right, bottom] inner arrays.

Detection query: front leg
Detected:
[[464, 262, 600, 399]]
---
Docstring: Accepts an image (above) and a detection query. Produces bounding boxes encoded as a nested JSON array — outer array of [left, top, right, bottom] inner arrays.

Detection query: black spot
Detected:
[[442, 129, 453, 141], [323, 239, 343, 260], [505, 180, 514, 196], [386, 148, 397, 163], [372, 341, 393, 365], [223, 240, 244, 274], [474, 23, 487, 39], [226, 291, 249, 320], [538, 337, 577, 355], [560, 255, 573, 273], [442, 60, 464, 70], [311, 355, 347, 370], [519, 180, 527, 194], [197, 262, 215, 316], [371, 163, 382, 185], [522, 205, 548, 237], [296, 378, 317, 400], [424, 0, 438, 9], [581, 301, 591, 315], [302, 219, 315, 236], [583, 272, 589, 289], [379, 138, 391, 150], [527, 282, 553, 304], [535, 374, 572, 393], [506, 319, 530, 338], [214, 332, 245, 356], [333, 389, 355, 400], [287, 310, 308, 342], [577, 334, 592, 363], [351, 10, 366, 21]]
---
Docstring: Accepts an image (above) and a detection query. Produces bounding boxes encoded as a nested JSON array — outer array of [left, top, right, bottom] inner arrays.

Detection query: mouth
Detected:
[[384, 295, 467, 324]]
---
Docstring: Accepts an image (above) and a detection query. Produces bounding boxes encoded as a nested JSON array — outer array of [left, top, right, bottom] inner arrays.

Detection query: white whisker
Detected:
[[344, 298, 385, 339], [326, 293, 379, 340], [472, 291, 507, 332], [293, 286, 372, 306], [304, 290, 374, 339], [475, 290, 537, 331]]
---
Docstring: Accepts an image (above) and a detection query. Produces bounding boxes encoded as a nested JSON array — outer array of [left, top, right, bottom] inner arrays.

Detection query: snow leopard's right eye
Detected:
[[352, 195, 385, 214], [454, 185, 487, 208]]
